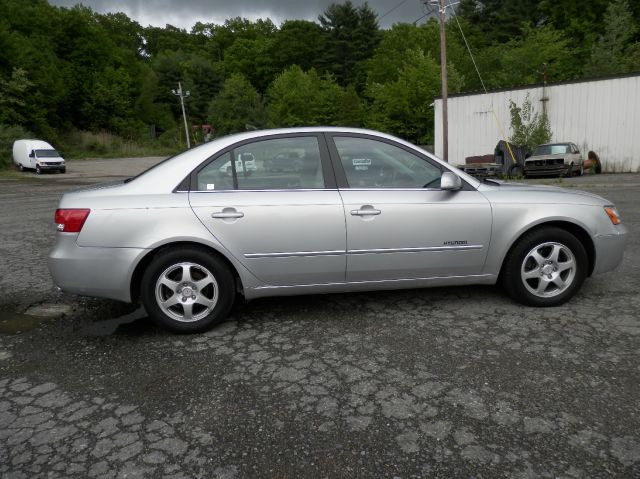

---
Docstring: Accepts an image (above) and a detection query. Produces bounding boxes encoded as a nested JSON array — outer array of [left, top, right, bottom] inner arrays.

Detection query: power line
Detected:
[[379, 0, 410, 21]]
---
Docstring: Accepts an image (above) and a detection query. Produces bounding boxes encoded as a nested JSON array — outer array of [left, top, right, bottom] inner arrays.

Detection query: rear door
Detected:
[[327, 134, 492, 282], [189, 134, 347, 286]]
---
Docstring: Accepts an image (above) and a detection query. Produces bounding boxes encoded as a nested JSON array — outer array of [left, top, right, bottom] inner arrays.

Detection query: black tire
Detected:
[[564, 164, 574, 178], [141, 247, 235, 333], [576, 164, 583, 176], [59, 167, 66, 174], [502, 227, 587, 307], [508, 164, 524, 177], [35, 165, 41, 175], [17, 163, 24, 172]]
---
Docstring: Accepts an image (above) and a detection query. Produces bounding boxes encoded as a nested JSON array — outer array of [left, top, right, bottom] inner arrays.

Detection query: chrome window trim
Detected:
[[188, 188, 338, 193]]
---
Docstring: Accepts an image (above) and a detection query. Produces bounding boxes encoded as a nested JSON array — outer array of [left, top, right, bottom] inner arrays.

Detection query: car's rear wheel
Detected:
[[141, 247, 235, 333], [17, 163, 24, 172], [502, 227, 587, 306]]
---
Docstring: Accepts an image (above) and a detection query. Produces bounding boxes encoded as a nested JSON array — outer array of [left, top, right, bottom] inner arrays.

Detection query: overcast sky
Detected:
[[48, 0, 433, 30]]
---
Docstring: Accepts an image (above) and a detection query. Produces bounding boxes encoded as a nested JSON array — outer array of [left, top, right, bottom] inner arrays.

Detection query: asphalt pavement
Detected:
[[0, 161, 638, 478]]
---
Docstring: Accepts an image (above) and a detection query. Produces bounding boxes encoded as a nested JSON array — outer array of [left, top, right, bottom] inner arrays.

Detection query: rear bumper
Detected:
[[48, 233, 145, 303], [591, 224, 629, 275]]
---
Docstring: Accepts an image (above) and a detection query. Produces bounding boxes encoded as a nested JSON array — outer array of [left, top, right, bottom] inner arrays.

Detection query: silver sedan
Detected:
[[48, 128, 628, 332]]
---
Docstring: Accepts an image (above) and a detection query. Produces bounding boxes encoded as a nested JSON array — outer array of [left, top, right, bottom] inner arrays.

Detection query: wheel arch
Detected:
[[130, 241, 244, 304], [498, 220, 595, 280]]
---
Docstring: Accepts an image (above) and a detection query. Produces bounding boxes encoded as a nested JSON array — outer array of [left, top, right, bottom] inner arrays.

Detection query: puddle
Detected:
[[0, 305, 54, 334], [80, 307, 149, 336]]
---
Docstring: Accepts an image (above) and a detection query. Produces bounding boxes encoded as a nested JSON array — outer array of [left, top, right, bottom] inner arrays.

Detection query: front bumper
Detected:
[[592, 224, 629, 275], [48, 233, 146, 303], [38, 163, 65, 172]]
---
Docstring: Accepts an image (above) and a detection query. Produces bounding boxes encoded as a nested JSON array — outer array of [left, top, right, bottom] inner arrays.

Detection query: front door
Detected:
[[327, 135, 492, 282]]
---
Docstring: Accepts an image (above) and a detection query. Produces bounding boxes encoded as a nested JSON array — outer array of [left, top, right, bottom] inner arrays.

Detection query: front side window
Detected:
[[333, 137, 441, 189]]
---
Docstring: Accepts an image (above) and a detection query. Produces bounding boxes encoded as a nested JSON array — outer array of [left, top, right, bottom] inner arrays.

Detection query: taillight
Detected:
[[55, 209, 90, 233]]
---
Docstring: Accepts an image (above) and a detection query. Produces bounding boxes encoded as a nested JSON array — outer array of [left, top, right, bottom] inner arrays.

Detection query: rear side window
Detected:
[[194, 137, 325, 191], [196, 152, 235, 191], [234, 137, 325, 190]]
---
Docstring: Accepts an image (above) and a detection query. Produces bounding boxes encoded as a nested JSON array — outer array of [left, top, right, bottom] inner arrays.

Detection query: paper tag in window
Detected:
[[206, 183, 215, 190]]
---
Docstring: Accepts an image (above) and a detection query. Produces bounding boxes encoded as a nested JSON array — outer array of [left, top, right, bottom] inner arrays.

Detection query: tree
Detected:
[[318, 1, 381, 88], [208, 73, 265, 135], [584, 0, 640, 76], [266, 66, 358, 127], [269, 20, 325, 73], [0, 67, 32, 124], [508, 94, 551, 149], [365, 50, 463, 144]]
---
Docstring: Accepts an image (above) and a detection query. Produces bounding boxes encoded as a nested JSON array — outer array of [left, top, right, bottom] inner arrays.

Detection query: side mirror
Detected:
[[440, 171, 462, 191], [29, 150, 35, 158]]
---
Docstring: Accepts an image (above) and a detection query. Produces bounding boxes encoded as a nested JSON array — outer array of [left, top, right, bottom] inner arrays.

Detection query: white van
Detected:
[[12, 139, 66, 174]]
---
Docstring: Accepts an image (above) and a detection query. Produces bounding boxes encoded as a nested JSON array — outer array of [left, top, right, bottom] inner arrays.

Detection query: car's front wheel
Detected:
[[502, 227, 587, 307], [141, 247, 235, 333]]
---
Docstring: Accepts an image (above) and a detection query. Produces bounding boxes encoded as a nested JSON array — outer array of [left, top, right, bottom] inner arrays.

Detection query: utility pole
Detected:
[[438, 0, 449, 162], [172, 82, 191, 149]]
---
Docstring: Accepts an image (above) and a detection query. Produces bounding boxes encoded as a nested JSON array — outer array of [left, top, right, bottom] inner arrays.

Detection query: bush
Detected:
[[0, 124, 34, 170]]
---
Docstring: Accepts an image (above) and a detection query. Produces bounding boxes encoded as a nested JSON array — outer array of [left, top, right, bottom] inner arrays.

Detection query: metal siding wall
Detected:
[[434, 75, 640, 171]]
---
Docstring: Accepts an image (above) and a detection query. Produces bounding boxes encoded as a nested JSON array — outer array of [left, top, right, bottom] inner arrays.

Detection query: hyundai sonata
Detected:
[[48, 128, 627, 332]]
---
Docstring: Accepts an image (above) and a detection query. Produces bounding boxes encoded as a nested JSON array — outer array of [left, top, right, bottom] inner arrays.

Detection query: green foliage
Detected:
[[208, 73, 265, 136], [266, 66, 354, 127], [318, 1, 382, 89], [584, 0, 640, 76], [366, 50, 463, 144], [0, 124, 33, 169], [0, 0, 638, 162], [0, 68, 33, 124], [508, 94, 552, 149]]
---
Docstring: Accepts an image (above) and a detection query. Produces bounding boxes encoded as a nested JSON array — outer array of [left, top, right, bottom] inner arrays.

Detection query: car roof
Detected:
[[123, 127, 480, 193]]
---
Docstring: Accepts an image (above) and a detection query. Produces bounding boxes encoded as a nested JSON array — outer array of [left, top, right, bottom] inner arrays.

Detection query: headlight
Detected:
[[604, 206, 622, 225]]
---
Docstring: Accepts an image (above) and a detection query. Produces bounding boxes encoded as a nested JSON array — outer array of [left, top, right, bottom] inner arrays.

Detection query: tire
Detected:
[[141, 247, 235, 333], [17, 163, 24, 172], [502, 227, 587, 307], [508, 164, 524, 177], [35, 165, 41, 175], [576, 164, 583, 176], [60, 167, 66, 174], [564, 163, 574, 178]]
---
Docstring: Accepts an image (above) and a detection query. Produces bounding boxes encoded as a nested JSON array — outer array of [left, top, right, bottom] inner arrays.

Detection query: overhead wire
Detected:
[[449, 4, 518, 165], [379, 0, 410, 21]]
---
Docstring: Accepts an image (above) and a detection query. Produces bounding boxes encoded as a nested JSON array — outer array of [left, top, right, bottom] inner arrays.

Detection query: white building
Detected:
[[434, 72, 640, 172]]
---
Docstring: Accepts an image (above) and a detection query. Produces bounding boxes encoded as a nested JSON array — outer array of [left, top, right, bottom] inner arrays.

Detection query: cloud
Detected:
[[48, 0, 428, 30]]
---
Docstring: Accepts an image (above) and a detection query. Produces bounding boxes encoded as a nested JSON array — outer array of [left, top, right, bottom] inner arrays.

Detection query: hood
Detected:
[[477, 181, 610, 206]]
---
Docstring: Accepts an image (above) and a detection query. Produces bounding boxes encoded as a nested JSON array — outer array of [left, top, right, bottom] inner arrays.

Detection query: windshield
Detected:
[[35, 149, 60, 158], [532, 144, 570, 156]]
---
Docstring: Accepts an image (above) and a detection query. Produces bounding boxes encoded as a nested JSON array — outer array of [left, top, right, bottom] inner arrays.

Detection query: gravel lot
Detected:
[[0, 162, 639, 478]]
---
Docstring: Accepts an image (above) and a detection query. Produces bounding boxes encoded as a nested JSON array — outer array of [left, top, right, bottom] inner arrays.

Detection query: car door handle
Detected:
[[351, 206, 381, 216], [211, 210, 244, 219]]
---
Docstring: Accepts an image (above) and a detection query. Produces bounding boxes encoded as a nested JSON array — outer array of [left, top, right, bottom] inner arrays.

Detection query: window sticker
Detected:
[[206, 183, 215, 190]]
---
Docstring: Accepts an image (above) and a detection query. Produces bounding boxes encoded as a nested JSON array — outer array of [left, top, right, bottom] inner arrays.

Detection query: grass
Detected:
[[59, 130, 179, 160]]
